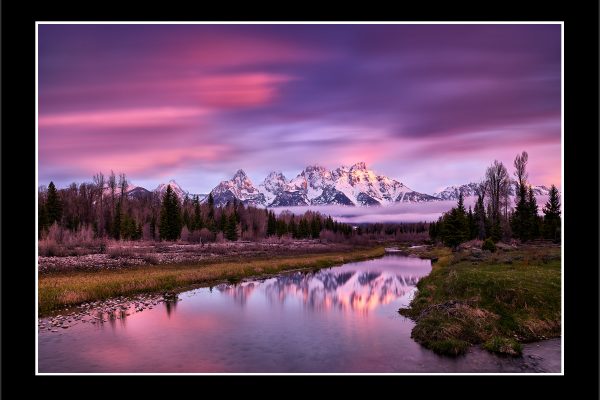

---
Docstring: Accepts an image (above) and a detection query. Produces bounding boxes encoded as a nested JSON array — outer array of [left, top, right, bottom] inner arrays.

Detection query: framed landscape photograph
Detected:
[[33, 21, 567, 375]]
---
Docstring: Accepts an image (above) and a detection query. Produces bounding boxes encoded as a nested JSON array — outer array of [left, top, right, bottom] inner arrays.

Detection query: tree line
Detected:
[[38, 172, 363, 242], [429, 151, 561, 249]]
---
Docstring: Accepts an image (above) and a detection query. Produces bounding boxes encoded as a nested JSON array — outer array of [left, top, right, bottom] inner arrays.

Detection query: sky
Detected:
[[38, 23, 561, 195]]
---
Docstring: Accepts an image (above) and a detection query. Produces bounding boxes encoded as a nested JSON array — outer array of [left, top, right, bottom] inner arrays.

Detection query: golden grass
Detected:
[[39, 246, 385, 316]]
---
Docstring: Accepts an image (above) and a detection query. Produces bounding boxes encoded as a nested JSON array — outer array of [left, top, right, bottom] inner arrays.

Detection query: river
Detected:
[[38, 255, 561, 373]]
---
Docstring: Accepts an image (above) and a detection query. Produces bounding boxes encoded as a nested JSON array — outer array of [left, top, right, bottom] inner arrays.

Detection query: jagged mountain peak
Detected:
[[205, 162, 440, 207], [209, 169, 265, 207], [350, 161, 367, 171], [302, 164, 328, 174], [233, 169, 247, 178], [264, 170, 287, 182]]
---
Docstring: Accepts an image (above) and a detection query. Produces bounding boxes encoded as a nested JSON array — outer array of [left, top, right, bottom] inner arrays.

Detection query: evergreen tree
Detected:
[[428, 220, 438, 242], [456, 192, 469, 240], [113, 200, 122, 240], [46, 181, 63, 225], [467, 207, 476, 240], [310, 216, 321, 239], [136, 222, 143, 240], [436, 194, 470, 249], [288, 217, 297, 238], [325, 215, 334, 231], [150, 214, 156, 240], [298, 218, 309, 238], [527, 186, 540, 239], [474, 194, 487, 240], [490, 220, 502, 243], [159, 185, 183, 241], [266, 211, 277, 236], [225, 213, 238, 241], [441, 210, 462, 249], [276, 219, 288, 237], [543, 185, 561, 242], [511, 150, 530, 241], [120, 213, 137, 240], [457, 191, 466, 214], [207, 193, 215, 231], [183, 207, 191, 231], [192, 195, 203, 231], [511, 184, 530, 242], [219, 211, 227, 233]]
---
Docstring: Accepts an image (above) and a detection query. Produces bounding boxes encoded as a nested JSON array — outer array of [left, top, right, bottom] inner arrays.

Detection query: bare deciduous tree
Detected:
[[118, 172, 128, 201], [93, 172, 105, 234], [513, 151, 529, 203], [108, 170, 117, 215], [484, 160, 510, 226]]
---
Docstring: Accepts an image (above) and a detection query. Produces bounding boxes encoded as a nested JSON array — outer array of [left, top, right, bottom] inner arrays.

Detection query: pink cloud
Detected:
[[176, 34, 328, 68], [39, 107, 209, 128], [193, 73, 294, 108], [42, 143, 234, 177]]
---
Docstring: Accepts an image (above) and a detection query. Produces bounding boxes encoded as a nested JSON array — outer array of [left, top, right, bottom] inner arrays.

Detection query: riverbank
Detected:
[[39, 246, 385, 316], [38, 240, 370, 273], [399, 241, 561, 357]]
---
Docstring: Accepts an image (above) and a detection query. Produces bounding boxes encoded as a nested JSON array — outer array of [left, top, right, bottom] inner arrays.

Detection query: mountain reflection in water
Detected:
[[38, 255, 561, 373], [216, 255, 431, 313]]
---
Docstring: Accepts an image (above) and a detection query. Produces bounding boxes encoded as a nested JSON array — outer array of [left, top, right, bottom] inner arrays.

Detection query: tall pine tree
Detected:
[[511, 151, 530, 242], [266, 211, 277, 236], [207, 193, 216, 232], [543, 184, 561, 242], [113, 200, 122, 240], [225, 213, 238, 241], [527, 186, 540, 239], [46, 181, 63, 226], [192, 195, 203, 231], [474, 193, 487, 240], [159, 185, 182, 241]]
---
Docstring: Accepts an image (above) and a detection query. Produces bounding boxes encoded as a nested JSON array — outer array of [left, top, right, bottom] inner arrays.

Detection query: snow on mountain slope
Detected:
[[126, 186, 152, 200], [207, 162, 439, 207], [154, 180, 188, 201], [210, 169, 267, 207], [330, 162, 437, 206], [102, 182, 138, 197], [433, 182, 551, 201], [258, 171, 288, 206]]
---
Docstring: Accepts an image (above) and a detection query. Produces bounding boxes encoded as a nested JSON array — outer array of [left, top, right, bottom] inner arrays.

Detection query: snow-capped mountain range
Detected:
[[121, 163, 551, 208], [432, 182, 550, 201], [204, 162, 438, 207]]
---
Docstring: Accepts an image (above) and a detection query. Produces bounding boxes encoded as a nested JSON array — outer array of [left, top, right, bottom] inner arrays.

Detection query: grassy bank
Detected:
[[399, 243, 561, 357], [39, 246, 385, 316]]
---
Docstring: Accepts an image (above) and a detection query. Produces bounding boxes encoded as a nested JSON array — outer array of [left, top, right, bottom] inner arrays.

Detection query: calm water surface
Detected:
[[39, 255, 560, 373]]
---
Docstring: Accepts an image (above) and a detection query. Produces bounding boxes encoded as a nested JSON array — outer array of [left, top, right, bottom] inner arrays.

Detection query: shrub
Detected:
[[188, 230, 202, 243], [199, 228, 214, 243], [39, 238, 65, 257], [46, 222, 64, 243], [180, 226, 190, 242], [482, 238, 496, 252]]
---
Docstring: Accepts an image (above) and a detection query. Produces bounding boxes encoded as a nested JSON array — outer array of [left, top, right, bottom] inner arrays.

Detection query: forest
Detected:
[[37, 172, 427, 247], [429, 151, 561, 249]]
